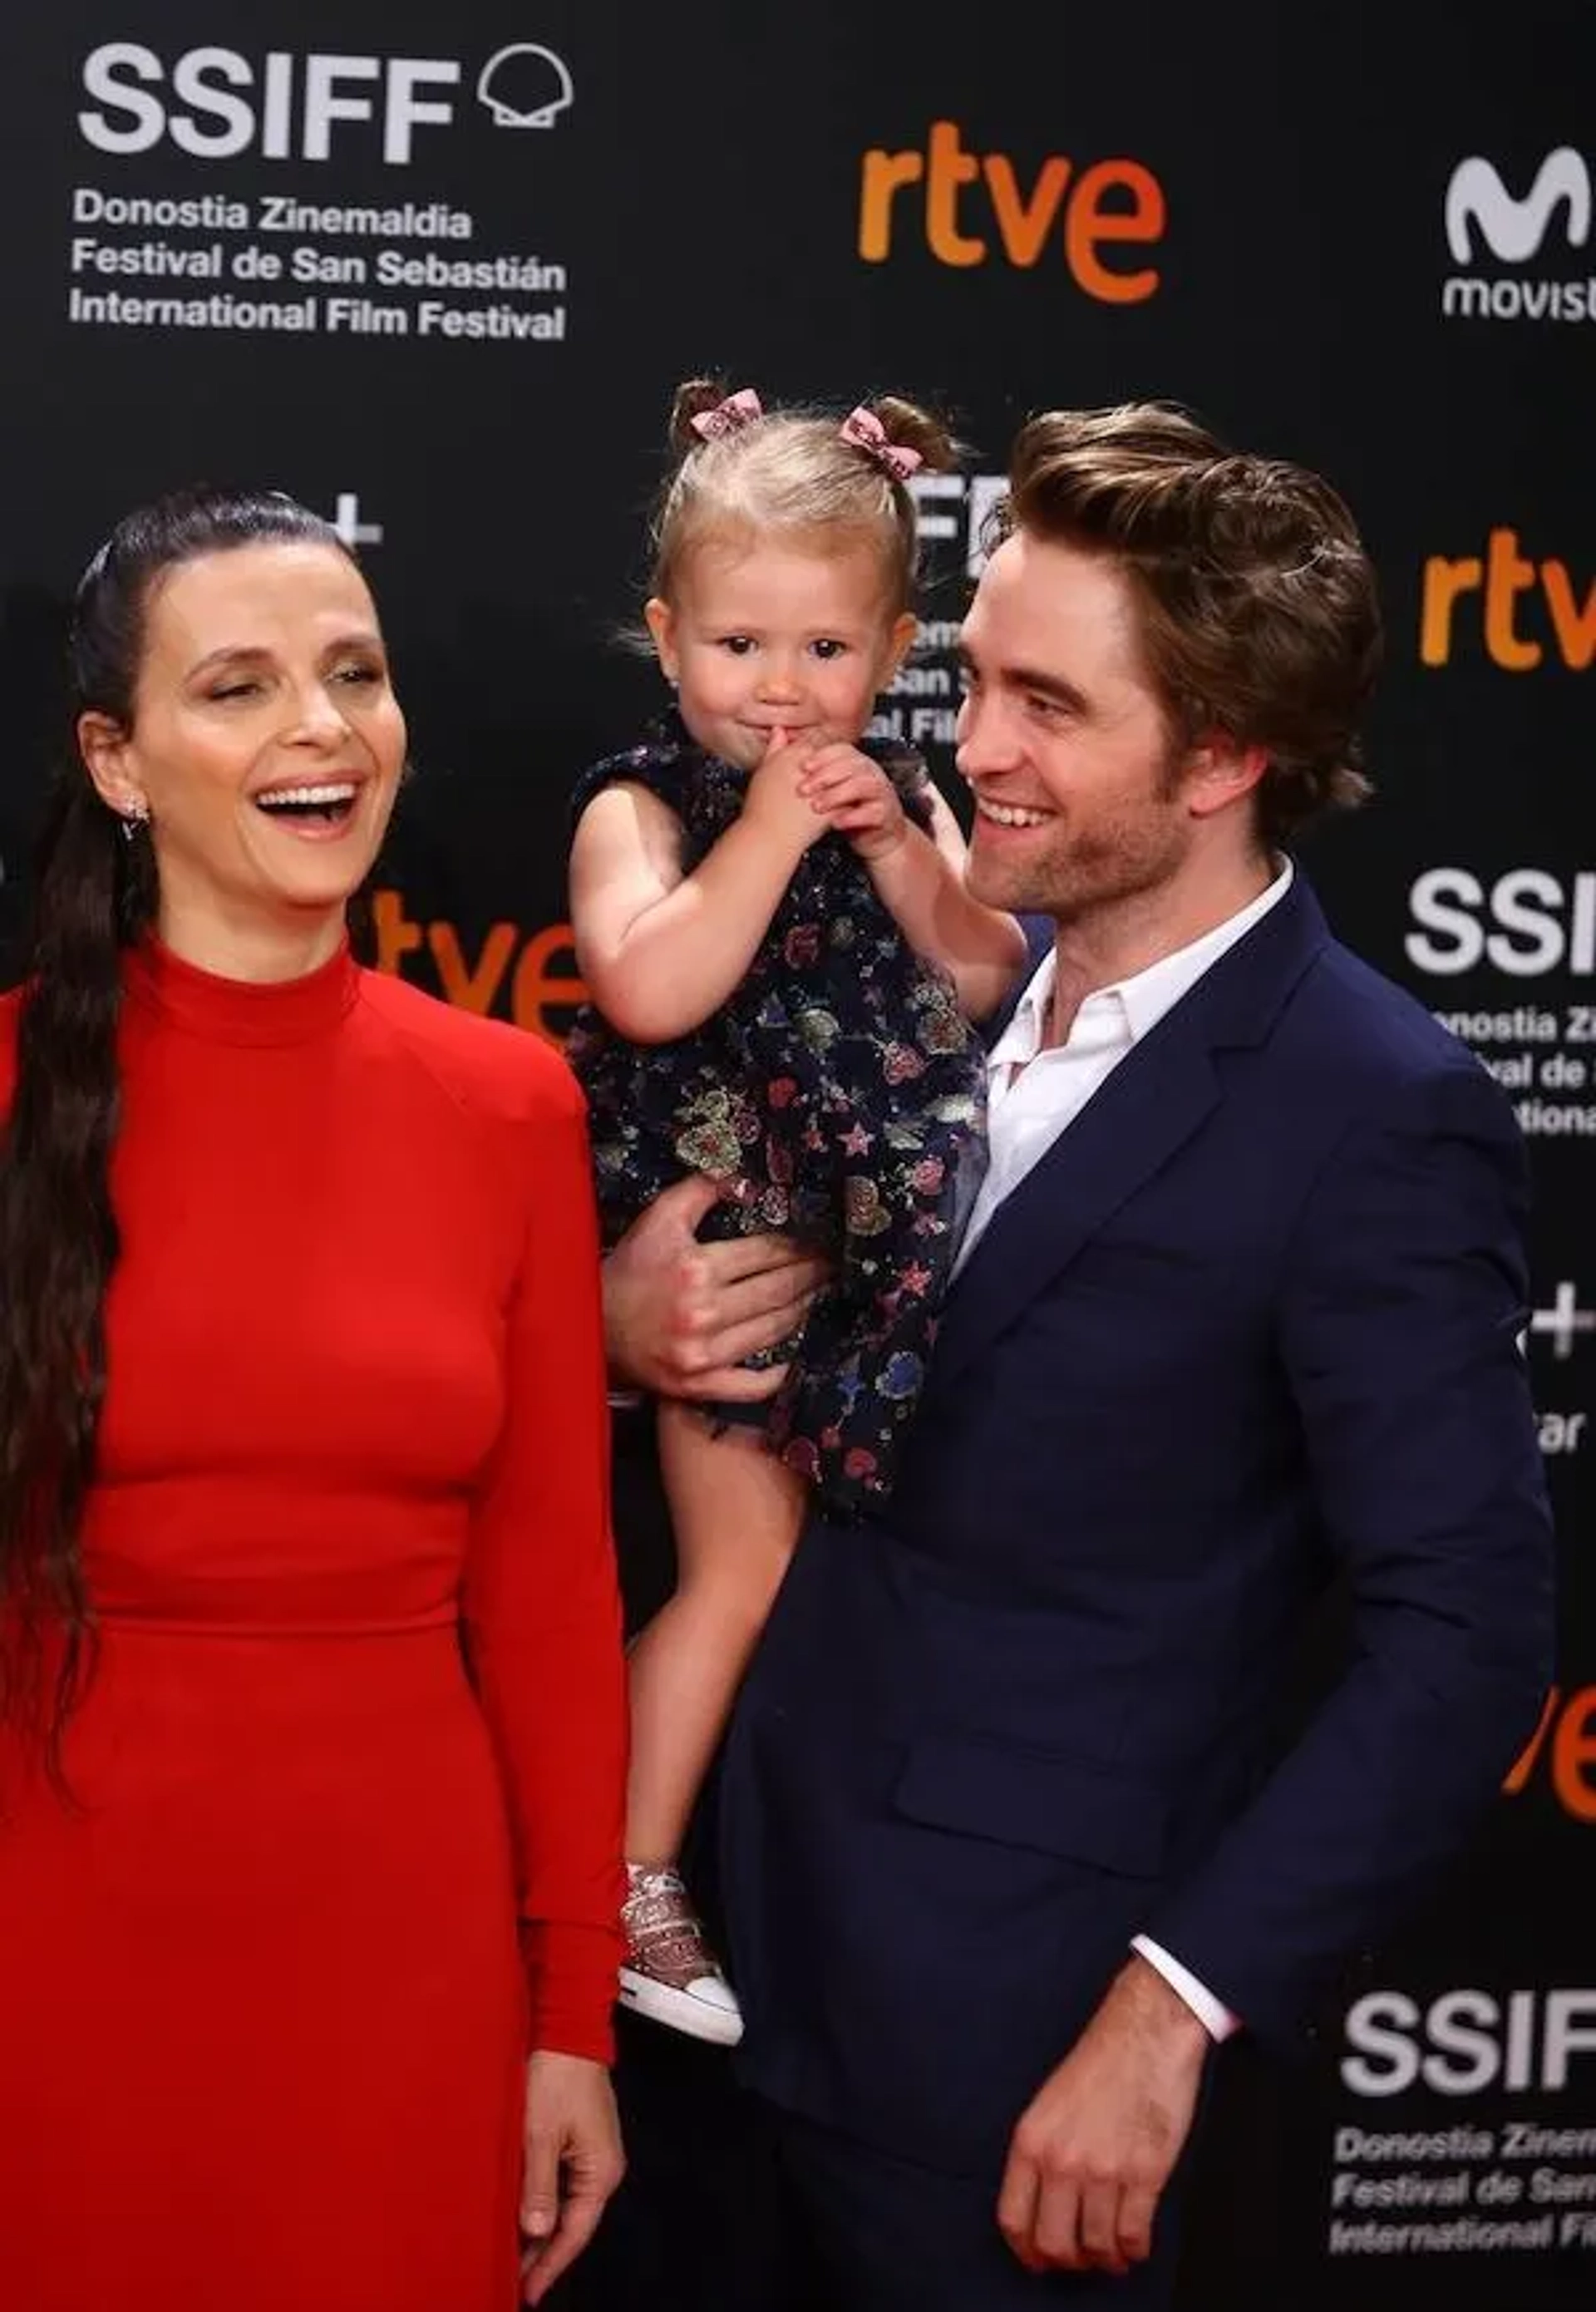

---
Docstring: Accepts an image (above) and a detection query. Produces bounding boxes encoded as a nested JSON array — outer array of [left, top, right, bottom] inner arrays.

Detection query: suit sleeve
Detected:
[[1145, 1057, 1555, 2048], [463, 1062, 628, 2064]]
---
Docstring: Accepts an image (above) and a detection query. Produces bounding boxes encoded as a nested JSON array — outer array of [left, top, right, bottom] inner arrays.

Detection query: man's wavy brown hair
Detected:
[[992, 403, 1382, 845]]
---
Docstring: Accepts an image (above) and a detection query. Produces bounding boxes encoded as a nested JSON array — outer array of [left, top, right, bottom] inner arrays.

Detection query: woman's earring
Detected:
[[119, 800, 150, 843]]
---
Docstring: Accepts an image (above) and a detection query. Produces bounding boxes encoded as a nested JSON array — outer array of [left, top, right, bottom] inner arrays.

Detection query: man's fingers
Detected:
[[693, 1229, 821, 1289], [707, 1289, 815, 1359], [667, 1281, 811, 1366], [1076, 2179, 1130, 2274], [649, 1171, 725, 1235], [689, 1255, 829, 1333], [672, 1349, 791, 1404], [635, 1195, 830, 1394], [1116, 2181, 1160, 2266], [995, 2146, 1047, 2272], [682, 1366, 790, 1404], [716, 1294, 811, 1358], [1031, 2167, 1084, 2271], [663, 1274, 821, 1394], [711, 1265, 825, 1333]]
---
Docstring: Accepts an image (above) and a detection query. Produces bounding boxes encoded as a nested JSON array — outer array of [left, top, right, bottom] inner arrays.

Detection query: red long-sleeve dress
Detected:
[[0, 939, 627, 2312]]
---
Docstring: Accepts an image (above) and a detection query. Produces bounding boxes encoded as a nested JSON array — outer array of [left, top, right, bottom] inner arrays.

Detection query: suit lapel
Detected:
[[931, 876, 1329, 1392], [933, 1030, 1219, 1391]]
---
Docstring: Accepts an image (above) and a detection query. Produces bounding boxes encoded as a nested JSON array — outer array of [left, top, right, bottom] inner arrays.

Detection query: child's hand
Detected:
[[798, 742, 909, 862], [742, 727, 830, 855]]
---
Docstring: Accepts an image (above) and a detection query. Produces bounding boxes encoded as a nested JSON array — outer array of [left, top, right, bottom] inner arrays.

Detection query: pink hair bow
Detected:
[[690, 387, 764, 441], [838, 405, 923, 481]]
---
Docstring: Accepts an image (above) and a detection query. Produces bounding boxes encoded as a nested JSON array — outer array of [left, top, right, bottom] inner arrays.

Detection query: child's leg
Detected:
[[626, 1402, 805, 1868]]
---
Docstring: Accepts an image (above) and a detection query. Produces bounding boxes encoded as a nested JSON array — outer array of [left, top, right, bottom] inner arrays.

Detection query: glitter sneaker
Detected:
[[618, 1863, 743, 2047]]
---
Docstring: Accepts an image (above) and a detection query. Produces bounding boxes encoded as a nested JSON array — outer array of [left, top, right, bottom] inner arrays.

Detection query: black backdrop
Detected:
[[0, 7, 1592, 2304]]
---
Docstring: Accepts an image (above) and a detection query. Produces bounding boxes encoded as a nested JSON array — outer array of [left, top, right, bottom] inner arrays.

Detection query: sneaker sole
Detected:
[[618, 1968, 745, 2047]]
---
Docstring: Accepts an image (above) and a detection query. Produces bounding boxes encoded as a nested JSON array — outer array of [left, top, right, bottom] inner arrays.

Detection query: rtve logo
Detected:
[[1442, 146, 1594, 323], [859, 122, 1165, 298], [1421, 531, 1596, 669]]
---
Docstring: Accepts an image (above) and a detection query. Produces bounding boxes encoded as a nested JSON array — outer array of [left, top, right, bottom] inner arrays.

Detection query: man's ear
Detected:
[[1184, 735, 1268, 821]]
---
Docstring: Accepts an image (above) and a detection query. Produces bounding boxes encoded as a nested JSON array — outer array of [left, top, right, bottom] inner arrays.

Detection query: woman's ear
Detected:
[[77, 712, 146, 822]]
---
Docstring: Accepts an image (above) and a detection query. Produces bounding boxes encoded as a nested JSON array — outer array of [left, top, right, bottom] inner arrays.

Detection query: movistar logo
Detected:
[[1441, 146, 1596, 323], [1446, 148, 1590, 264]]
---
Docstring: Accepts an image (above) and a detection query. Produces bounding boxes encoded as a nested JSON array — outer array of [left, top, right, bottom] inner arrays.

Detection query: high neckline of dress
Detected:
[[124, 936, 360, 1047]]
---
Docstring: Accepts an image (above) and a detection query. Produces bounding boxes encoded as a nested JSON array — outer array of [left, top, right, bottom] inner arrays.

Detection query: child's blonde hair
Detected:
[[650, 377, 961, 615]]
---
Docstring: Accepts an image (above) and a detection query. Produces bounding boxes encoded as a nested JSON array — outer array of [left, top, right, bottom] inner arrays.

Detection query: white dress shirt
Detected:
[[956, 860, 1296, 2040], [958, 862, 1294, 1275]]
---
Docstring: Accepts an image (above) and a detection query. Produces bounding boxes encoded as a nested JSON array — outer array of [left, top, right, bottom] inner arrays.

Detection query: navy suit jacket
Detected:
[[717, 874, 1555, 2178]]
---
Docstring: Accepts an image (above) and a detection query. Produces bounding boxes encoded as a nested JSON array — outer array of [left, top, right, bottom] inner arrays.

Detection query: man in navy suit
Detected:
[[600, 403, 1554, 2308]]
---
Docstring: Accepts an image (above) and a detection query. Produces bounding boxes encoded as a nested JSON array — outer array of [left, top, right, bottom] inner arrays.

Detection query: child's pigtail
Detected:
[[865, 396, 963, 478], [667, 377, 733, 460]]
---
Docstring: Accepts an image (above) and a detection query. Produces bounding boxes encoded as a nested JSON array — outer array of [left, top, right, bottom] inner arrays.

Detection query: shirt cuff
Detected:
[[1130, 1934, 1241, 2043]]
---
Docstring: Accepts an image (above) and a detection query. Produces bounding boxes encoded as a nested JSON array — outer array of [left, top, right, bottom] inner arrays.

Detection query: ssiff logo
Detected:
[[1341, 1988, 1596, 2097], [1406, 867, 1596, 977], [860, 121, 1164, 298], [475, 46, 573, 128], [77, 39, 576, 162], [1421, 531, 1596, 668], [1441, 145, 1594, 322]]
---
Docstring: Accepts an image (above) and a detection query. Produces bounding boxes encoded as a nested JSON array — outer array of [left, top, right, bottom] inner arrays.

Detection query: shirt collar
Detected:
[[986, 949, 1061, 1075], [988, 860, 1295, 1071]]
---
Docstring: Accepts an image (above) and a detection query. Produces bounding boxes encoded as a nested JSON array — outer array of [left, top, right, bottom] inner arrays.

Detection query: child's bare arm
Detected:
[[800, 747, 1027, 1020], [569, 739, 821, 1044]]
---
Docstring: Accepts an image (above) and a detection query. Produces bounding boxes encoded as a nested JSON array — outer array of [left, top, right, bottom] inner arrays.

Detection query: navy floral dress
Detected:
[[567, 712, 988, 1520]]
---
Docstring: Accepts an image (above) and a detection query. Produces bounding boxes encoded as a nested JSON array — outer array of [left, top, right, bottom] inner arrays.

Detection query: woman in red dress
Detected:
[[0, 487, 628, 2310]]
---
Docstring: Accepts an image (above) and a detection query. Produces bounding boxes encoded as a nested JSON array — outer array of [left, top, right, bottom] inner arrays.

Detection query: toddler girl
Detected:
[[567, 381, 1025, 2043]]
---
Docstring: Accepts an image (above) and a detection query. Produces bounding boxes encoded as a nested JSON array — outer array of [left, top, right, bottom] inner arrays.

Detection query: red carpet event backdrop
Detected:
[[0, 7, 1590, 2305]]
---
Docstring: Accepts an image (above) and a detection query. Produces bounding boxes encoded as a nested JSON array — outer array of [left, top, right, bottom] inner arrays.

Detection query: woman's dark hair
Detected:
[[0, 485, 348, 1768]]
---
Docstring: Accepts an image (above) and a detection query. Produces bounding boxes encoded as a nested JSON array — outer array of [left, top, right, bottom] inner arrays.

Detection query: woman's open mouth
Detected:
[[252, 780, 362, 835]]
